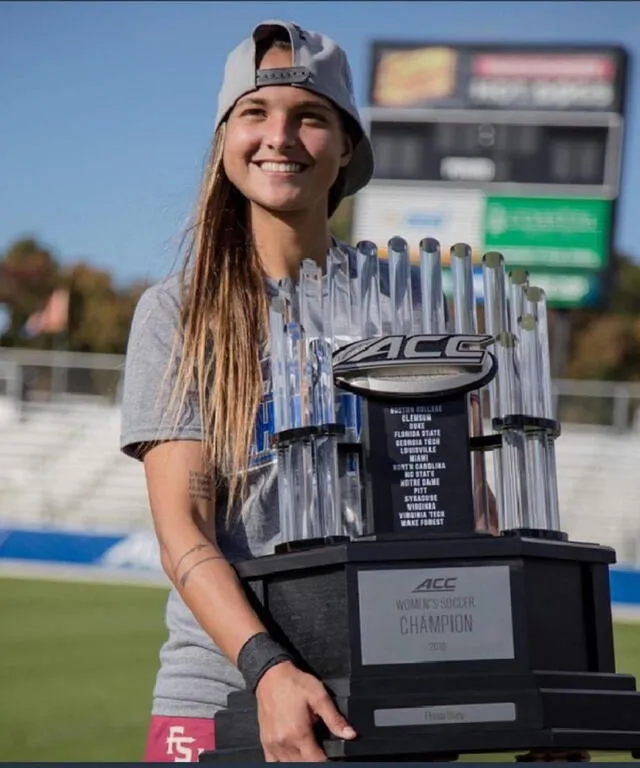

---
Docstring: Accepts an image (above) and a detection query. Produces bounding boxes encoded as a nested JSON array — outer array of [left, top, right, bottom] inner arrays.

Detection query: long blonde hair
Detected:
[[171, 121, 268, 512], [170, 34, 351, 516]]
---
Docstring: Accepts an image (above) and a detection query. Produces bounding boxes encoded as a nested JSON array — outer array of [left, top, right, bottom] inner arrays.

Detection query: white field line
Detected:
[[0, 558, 169, 588]]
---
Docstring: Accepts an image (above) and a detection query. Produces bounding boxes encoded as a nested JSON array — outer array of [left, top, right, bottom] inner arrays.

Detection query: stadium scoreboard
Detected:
[[351, 42, 629, 308]]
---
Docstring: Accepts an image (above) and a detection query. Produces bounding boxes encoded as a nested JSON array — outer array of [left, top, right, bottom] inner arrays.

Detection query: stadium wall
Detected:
[[0, 525, 162, 571]]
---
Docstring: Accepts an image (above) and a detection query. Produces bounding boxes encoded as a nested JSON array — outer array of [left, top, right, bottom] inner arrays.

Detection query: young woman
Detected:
[[120, 19, 373, 763], [120, 18, 587, 765]]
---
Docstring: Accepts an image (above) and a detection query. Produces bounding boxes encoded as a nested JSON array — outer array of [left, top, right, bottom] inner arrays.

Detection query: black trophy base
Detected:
[[202, 677, 640, 762], [200, 534, 640, 762]]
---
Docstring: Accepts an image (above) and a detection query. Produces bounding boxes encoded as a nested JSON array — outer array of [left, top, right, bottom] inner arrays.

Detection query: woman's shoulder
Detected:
[[126, 272, 186, 354], [135, 271, 183, 315]]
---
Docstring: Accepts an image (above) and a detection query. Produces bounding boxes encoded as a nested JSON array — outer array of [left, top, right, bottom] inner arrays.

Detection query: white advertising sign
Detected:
[[351, 184, 485, 262]]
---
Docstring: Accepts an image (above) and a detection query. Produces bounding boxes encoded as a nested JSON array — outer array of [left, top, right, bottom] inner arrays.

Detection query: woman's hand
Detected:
[[255, 660, 357, 762]]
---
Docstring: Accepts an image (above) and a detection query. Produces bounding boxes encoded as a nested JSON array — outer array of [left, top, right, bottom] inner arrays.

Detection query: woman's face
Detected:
[[223, 46, 352, 215]]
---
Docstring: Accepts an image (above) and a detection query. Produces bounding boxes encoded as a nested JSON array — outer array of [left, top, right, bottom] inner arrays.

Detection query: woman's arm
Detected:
[[144, 439, 266, 658], [143, 439, 356, 762]]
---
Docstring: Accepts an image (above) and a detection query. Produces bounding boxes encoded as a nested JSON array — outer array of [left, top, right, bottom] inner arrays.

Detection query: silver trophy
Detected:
[[484, 261, 562, 536], [270, 235, 562, 546], [209, 235, 640, 765], [270, 241, 385, 546]]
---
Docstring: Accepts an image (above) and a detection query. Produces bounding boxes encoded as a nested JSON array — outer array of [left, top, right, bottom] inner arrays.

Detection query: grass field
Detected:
[[0, 576, 169, 762], [0, 575, 639, 762]]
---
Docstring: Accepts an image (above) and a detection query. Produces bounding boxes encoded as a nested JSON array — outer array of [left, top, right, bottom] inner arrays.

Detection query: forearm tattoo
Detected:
[[179, 554, 224, 589], [174, 472, 220, 588], [174, 542, 212, 573], [189, 470, 213, 502]]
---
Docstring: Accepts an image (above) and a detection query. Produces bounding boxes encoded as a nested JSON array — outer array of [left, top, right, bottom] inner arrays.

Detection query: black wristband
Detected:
[[236, 632, 295, 693]]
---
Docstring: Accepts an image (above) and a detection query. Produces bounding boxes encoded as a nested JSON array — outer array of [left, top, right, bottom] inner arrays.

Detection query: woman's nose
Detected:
[[263, 115, 297, 151]]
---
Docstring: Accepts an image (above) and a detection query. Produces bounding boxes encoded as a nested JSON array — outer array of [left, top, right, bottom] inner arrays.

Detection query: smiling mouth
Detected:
[[255, 161, 307, 174]]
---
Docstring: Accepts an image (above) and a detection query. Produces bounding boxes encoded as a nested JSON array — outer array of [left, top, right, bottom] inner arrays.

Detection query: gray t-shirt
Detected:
[[120, 242, 432, 718], [120, 271, 285, 717]]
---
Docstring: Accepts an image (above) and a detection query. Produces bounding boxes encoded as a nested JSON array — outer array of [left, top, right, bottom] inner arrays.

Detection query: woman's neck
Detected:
[[249, 204, 332, 280]]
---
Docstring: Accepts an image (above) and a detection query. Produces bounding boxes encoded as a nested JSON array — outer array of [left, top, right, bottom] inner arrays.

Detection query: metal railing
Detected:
[[0, 347, 125, 407], [1, 346, 640, 559], [2, 346, 640, 430]]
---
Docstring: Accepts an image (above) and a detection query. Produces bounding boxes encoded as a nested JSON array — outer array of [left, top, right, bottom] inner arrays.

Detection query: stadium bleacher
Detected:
[[0, 398, 149, 533], [0, 395, 639, 567]]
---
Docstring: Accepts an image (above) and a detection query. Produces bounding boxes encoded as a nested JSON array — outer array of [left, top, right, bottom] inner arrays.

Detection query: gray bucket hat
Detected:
[[214, 20, 375, 199]]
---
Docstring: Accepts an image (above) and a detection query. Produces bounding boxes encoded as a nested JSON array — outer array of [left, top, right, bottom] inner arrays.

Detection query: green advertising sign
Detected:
[[440, 267, 602, 310], [484, 197, 611, 270], [519, 269, 603, 309]]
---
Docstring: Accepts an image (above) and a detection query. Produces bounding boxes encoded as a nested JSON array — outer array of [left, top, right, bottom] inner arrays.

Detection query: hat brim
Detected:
[[343, 131, 375, 198]]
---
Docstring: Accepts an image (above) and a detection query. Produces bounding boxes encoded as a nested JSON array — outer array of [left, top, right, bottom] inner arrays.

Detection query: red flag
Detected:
[[25, 289, 69, 336]]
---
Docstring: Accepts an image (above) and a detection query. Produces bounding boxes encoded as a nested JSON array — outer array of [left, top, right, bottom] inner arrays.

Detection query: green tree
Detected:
[[563, 252, 640, 381], [0, 237, 147, 354], [63, 263, 146, 354], [4, 235, 640, 382], [0, 238, 60, 347]]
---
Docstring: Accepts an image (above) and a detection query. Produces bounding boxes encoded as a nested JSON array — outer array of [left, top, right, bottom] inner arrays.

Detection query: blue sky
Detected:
[[1, 1, 639, 287]]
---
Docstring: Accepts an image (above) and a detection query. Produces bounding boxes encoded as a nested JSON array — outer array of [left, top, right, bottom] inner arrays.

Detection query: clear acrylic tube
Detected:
[[482, 251, 509, 339], [326, 246, 352, 351], [269, 297, 289, 433], [283, 320, 316, 541], [307, 338, 334, 426], [450, 242, 489, 531], [284, 322, 305, 429], [419, 237, 445, 334], [300, 260, 324, 427], [519, 314, 543, 420], [521, 293, 561, 533], [518, 314, 549, 530], [524, 286, 554, 420], [508, 268, 529, 337], [342, 241, 383, 535], [494, 333, 528, 531], [324, 245, 363, 537], [525, 286, 560, 531], [300, 260, 323, 335], [388, 236, 413, 335], [541, 429, 561, 532], [481, 251, 509, 530], [451, 243, 477, 334], [341, 241, 383, 535], [269, 297, 293, 543], [355, 240, 383, 339], [309, 337, 342, 538], [286, 438, 318, 540], [307, 259, 345, 540], [335, 392, 362, 538], [314, 433, 341, 537], [279, 443, 294, 545]]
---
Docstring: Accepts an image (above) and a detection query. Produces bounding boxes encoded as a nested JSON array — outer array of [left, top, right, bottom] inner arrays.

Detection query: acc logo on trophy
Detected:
[[332, 333, 497, 400], [413, 576, 458, 593]]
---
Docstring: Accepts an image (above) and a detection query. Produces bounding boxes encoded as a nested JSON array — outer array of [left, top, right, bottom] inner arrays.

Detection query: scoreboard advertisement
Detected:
[[351, 42, 628, 308]]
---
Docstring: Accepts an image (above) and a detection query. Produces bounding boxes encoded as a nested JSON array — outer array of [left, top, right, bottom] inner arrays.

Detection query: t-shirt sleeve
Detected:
[[120, 281, 203, 460]]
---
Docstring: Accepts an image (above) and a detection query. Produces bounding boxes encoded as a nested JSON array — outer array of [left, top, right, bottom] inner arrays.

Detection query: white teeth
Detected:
[[259, 161, 303, 173]]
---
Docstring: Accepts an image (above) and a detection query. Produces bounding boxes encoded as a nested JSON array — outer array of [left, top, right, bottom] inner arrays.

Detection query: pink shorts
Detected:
[[144, 716, 216, 762]]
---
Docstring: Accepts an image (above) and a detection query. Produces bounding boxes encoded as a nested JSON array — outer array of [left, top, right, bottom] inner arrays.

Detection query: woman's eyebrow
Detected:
[[293, 100, 333, 112], [237, 96, 267, 107], [237, 96, 332, 112]]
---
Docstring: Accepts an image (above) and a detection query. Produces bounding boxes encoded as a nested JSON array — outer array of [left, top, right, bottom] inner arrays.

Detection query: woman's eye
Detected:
[[300, 113, 327, 124], [241, 108, 266, 118]]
